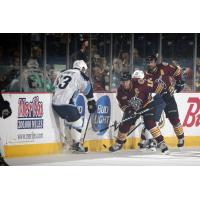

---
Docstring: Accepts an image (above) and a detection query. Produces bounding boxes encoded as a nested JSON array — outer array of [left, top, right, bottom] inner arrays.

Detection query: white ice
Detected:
[[5, 148, 200, 166]]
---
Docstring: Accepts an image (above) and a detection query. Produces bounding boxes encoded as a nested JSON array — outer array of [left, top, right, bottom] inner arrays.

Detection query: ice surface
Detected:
[[5, 148, 200, 166]]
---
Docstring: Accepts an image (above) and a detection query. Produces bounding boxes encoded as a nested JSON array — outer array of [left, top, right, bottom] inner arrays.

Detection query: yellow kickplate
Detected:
[[4, 143, 62, 158], [4, 136, 200, 157]]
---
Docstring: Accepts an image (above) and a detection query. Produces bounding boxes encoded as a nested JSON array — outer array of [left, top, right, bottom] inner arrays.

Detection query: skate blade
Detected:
[[71, 150, 88, 154], [162, 150, 170, 155], [71, 151, 88, 154]]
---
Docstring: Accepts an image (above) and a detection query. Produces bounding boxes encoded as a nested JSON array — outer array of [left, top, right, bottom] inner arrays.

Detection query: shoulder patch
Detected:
[[138, 79, 145, 84]]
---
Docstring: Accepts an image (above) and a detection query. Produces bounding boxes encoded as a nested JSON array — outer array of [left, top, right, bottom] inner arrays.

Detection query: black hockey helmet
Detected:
[[146, 54, 158, 64], [120, 72, 131, 81]]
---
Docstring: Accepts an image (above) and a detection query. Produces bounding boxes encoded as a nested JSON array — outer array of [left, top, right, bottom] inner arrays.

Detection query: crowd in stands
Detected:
[[0, 34, 199, 93]]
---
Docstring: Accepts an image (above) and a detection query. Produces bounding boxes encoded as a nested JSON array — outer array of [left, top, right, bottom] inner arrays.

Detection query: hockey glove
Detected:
[[87, 99, 97, 113], [0, 101, 12, 119], [175, 80, 184, 93]]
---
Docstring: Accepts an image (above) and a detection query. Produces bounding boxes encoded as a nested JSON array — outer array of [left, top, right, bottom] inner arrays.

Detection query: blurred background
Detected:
[[0, 33, 199, 93]]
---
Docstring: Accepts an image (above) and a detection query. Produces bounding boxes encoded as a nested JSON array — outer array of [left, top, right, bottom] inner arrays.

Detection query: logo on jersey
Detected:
[[155, 77, 167, 89], [75, 95, 85, 124], [91, 95, 111, 135], [183, 97, 200, 127], [128, 97, 143, 111], [17, 96, 43, 129]]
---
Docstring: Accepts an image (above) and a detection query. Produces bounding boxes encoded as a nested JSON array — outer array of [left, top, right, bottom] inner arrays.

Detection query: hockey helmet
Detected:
[[146, 54, 158, 64], [132, 70, 144, 79], [120, 72, 132, 81], [73, 60, 88, 72]]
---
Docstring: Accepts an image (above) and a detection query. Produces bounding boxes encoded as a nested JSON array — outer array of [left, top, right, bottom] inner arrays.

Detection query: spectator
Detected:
[[111, 58, 123, 90], [92, 65, 105, 91], [195, 58, 200, 91], [119, 51, 130, 71], [7, 56, 20, 91], [182, 67, 193, 91], [27, 46, 42, 69], [70, 38, 89, 66]]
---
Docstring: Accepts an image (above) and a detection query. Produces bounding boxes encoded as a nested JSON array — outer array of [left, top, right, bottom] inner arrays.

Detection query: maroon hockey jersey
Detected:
[[116, 78, 164, 112], [144, 62, 183, 94]]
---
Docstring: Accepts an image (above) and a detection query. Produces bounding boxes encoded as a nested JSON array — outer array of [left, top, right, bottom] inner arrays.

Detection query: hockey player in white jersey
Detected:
[[52, 60, 97, 153]]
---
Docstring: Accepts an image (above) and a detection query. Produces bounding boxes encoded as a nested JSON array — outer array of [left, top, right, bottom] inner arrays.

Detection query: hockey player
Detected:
[[145, 54, 185, 148], [52, 60, 97, 153], [0, 92, 12, 166], [109, 72, 169, 154], [132, 70, 166, 150]]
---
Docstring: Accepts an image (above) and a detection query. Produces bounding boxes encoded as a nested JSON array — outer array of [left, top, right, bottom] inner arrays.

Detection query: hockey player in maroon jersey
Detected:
[[144, 54, 185, 148], [109, 72, 169, 154]]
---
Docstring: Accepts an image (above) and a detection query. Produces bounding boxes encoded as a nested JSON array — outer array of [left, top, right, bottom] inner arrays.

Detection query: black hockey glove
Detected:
[[87, 99, 97, 113], [0, 100, 12, 119], [175, 80, 185, 93]]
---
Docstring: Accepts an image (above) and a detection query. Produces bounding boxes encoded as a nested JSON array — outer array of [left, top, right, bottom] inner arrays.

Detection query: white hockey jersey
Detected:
[[52, 69, 92, 105]]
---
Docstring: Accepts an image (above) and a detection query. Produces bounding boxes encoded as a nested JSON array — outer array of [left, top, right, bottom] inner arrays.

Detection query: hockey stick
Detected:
[[81, 114, 91, 151], [127, 122, 143, 137], [99, 107, 153, 133], [102, 121, 143, 149]]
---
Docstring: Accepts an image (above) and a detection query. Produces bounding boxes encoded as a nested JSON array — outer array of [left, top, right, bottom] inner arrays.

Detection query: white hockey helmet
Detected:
[[132, 70, 144, 79], [73, 60, 88, 72]]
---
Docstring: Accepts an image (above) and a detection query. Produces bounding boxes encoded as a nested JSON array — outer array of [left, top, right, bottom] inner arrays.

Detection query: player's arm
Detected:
[[0, 92, 4, 102], [116, 89, 135, 117], [116, 88, 128, 112], [164, 63, 185, 93], [0, 91, 12, 119], [80, 72, 97, 113]]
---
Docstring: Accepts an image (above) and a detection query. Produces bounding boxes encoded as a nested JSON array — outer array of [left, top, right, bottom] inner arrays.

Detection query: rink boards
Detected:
[[0, 92, 200, 157]]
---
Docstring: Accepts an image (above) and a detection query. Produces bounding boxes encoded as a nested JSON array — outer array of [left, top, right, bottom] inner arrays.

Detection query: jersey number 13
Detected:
[[58, 75, 72, 89]]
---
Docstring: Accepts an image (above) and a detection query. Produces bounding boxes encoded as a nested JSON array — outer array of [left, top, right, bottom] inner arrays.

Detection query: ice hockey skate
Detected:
[[177, 138, 184, 147], [138, 140, 148, 151], [138, 139, 157, 152], [177, 138, 184, 151], [71, 142, 87, 153], [109, 139, 125, 152], [147, 139, 157, 152], [158, 142, 169, 155]]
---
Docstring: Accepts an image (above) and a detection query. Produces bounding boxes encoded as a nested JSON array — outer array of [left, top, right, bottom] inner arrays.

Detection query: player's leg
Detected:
[[163, 95, 184, 148], [138, 126, 148, 150], [143, 109, 169, 154], [109, 111, 138, 152], [138, 123, 156, 151], [52, 104, 85, 152], [154, 95, 166, 123], [139, 96, 166, 151]]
